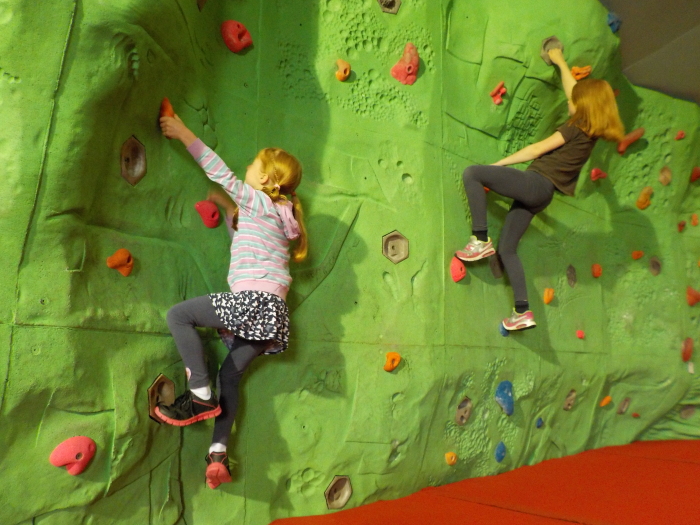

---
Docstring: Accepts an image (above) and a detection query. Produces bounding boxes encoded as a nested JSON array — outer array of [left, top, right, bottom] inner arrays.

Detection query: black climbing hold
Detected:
[[567, 265, 577, 287], [120, 135, 147, 186], [455, 396, 473, 426], [617, 397, 631, 415], [649, 256, 661, 276], [563, 389, 577, 411], [377, 0, 401, 14]]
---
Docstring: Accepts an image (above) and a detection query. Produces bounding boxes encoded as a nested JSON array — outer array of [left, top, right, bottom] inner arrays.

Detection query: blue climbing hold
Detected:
[[499, 323, 510, 337], [495, 442, 507, 463], [607, 12, 621, 33], [495, 380, 514, 416], [536, 417, 544, 428]]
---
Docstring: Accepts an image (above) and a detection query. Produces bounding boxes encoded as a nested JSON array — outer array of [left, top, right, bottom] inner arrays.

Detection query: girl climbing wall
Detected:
[[456, 38, 624, 331], [157, 113, 308, 489]]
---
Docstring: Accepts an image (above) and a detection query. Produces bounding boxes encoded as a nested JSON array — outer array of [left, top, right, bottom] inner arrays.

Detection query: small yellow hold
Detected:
[[335, 59, 351, 81], [543, 287, 554, 305], [445, 452, 458, 466], [599, 395, 612, 407], [384, 351, 401, 372]]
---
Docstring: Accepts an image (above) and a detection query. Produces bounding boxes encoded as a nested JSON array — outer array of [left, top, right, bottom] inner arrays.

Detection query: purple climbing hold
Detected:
[[495, 381, 514, 416], [495, 441, 506, 463]]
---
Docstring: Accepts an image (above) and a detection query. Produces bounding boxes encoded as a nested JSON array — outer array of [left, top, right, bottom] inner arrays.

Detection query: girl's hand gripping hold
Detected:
[[160, 114, 197, 147]]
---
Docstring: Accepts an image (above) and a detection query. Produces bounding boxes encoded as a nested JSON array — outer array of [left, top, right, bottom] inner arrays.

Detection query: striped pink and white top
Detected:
[[187, 139, 294, 300]]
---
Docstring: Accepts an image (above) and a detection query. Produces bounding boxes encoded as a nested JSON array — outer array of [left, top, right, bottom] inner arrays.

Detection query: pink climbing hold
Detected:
[[490, 81, 507, 105], [576, 330, 585, 339], [590, 168, 607, 181], [676, 131, 685, 140], [450, 256, 467, 283], [195, 200, 220, 228], [617, 128, 645, 155], [221, 20, 252, 53], [49, 436, 96, 476], [391, 43, 419, 85]]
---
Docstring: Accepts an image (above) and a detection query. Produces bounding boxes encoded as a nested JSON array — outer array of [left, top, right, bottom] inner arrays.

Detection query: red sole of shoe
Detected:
[[455, 249, 496, 262], [206, 462, 232, 489], [154, 405, 222, 426]]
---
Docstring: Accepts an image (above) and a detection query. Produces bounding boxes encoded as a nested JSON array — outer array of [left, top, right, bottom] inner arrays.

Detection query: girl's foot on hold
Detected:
[[456, 236, 496, 262], [205, 452, 232, 489], [502, 310, 537, 331], [155, 390, 221, 426]]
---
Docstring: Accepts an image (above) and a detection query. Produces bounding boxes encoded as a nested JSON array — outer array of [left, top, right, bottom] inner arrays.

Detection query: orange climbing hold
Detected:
[[691, 167, 700, 183], [49, 436, 96, 476], [106, 248, 134, 277], [571, 65, 592, 80], [636, 186, 653, 210], [384, 351, 401, 372], [543, 287, 554, 305], [490, 81, 507, 105], [160, 97, 175, 118], [599, 395, 612, 407], [682, 338, 693, 362], [617, 128, 645, 155], [335, 59, 351, 81], [676, 131, 685, 140], [391, 42, 419, 85], [631, 251, 644, 260], [445, 452, 458, 466], [692, 214, 699, 227], [591, 264, 602, 278], [450, 257, 467, 283], [687, 286, 700, 306], [679, 221, 687, 232], [590, 168, 607, 181]]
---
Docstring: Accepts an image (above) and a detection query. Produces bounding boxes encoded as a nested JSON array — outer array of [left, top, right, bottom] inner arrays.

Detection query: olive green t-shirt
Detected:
[[528, 123, 597, 196]]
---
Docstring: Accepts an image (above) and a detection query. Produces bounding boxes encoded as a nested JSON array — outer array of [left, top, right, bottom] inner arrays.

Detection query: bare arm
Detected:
[[492, 132, 566, 166], [548, 48, 577, 101]]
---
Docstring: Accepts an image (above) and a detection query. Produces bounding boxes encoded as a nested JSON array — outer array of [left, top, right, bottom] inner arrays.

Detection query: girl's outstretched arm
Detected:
[[492, 132, 565, 166], [548, 48, 577, 102]]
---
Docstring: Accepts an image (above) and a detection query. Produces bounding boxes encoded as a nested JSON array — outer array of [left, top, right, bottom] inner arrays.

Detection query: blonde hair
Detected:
[[568, 78, 625, 142], [257, 147, 308, 263]]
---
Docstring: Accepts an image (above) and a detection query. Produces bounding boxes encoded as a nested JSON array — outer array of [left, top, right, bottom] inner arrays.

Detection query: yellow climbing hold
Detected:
[[445, 452, 457, 466]]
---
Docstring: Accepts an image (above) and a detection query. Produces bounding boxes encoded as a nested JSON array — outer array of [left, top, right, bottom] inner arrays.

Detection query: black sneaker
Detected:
[[155, 390, 221, 426], [205, 452, 232, 489]]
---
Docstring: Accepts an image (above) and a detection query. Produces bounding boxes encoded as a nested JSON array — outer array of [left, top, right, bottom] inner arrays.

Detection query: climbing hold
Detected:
[[536, 417, 544, 428], [571, 65, 592, 80], [636, 186, 653, 210], [391, 43, 419, 85], [377, 0, 401, 15], [197, 0, 207, 11], [495, 380, 514, 416], [484, 186, 491, 192], [494, 442, 507, 463], [563, 389, 577, 410], [195, 200, 220, 228], [498, 323, 510, 337], [613, 88, 621, 97], [382, 230, 409, 264], [591, 264, 602, 278], [680, 405, 696, 419], [325, 476, 353, 510], [455, 397, 473, 426], [679, 221, 687, 233], [659, 166, 672, 186], [490, 81, 507, 105], [120, 135, 147, 186], [649, 256, 661, 276], [148, 374, 175, 423], [617, 128, 645, 155], [632, 412, 640, 418], [540, 36, 563, 66], [631, 251, 644, 260], [543, 287, 554, 305], [106, 248, 134, 277], [687, 286, 700, 306], [576, 330, 585, 339], [445, 452, 458, 466], [384, 351, 401, 372], [160, 97, 175, 119], [567, 264, 577, 287], [450, 256, 467, 283], [682, 338, 693, 362], [607, 12, 622, 33], [617, 397, 631, 415], [335, 59, 351, 81], [692, 214, 699, 226], [221, 20, 252, 53], [590, 168, 607, 181], [49, 436, 96, 475], [676, 131, 686, 140], [689, 362, 695, 374], [691, 167, 700, 183], [599, 395, 612, 407]]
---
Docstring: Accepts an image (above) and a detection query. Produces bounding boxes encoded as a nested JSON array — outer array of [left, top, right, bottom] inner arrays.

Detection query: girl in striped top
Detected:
[[156, 113, 308, 489]]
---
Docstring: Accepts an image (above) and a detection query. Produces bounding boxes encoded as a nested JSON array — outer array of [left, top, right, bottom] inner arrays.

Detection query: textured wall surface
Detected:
[[1, 0, 699, 524]]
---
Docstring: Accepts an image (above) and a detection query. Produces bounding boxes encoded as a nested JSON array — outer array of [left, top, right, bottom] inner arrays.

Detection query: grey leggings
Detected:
[[462, 165, 555, 303], [166, 295, 269, 445]]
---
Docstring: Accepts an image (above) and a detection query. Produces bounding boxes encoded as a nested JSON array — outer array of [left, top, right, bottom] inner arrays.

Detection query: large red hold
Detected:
[[221, 20, 252, 53], [49, 436, 96, 475], [450, 256, 466, 282], [617, 128, 645, 155], [391, 42, 419, 85], [195, 200, 220, 228]]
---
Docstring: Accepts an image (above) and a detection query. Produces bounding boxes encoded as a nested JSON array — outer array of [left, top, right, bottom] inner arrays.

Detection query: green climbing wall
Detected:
[[1, 0, 699, 523]]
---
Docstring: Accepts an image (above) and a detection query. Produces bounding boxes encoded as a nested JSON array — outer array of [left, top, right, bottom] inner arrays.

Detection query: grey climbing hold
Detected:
[[455, 397, 473, 426], [680, 405, 696, 419], [495, 381, 514, 416], [567, 264, 577, 287], [325, 476, 352, 510], [541, 36, 563, 66], [382, 231, 409, 264], [617, 397, 631, 415], [120, 135, 147, 186], [649, 256, 661, 276], [494, 442, 506, 463], [377, 0, 401, 15], [563, 389, 577, 411]]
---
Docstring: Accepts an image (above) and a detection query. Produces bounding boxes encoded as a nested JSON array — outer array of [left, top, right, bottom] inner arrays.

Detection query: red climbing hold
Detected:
[[221, 20, 252, 53], [391, 43, 419, 85], [450, 256, 467, 283], [490, 81, 507, 105], [49, 436, 96, 475], [682, 338, 693, 362], [590, 168, 607, 181], [195, 200, 220, 228], [576, 330, 585, 339], [591, 264, 602, 278], [676, 131, 686, 140], [691, 167, 700, 183], [631, 251, 644, 260], [632, 412, 640, 418], [679, 221, 687, 233], [160, 98, 175, 119], [617, 128, 645, 155], [687, 286, 700, 306]]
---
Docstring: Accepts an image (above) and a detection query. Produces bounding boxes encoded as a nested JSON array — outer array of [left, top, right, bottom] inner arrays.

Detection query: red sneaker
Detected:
[[205, 452, 232, 489], [456, 236, 496, 262], [502, 310, 536, 331]]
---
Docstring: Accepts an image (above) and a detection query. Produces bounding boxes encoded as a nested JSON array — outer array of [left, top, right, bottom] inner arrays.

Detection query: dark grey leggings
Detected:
[[166, 296, 269, 445], [462, 165, 555, 303]]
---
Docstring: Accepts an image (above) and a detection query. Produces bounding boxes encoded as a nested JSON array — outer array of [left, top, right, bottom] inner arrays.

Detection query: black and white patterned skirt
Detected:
[[209, 290, 290, 355]]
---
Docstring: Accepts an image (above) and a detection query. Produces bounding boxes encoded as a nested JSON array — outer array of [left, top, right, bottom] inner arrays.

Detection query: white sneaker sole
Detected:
[[502, 320, 537, 331]]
